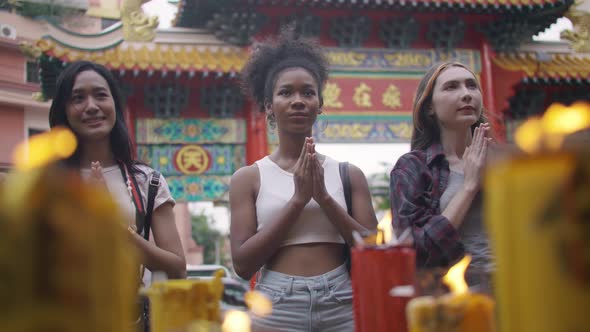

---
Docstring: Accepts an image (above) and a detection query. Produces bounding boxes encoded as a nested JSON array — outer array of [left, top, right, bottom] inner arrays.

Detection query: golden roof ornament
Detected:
[[561, 0, 590, 53], [18, 41, 42, 60], [121, 0, 159, 42]]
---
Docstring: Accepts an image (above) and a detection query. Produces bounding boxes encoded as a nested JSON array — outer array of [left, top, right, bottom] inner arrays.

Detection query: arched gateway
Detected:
[[25, 0, 590, 204]]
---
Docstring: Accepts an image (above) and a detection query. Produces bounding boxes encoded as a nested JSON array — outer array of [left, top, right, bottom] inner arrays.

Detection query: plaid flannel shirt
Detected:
[[390, 143, 465, 268]]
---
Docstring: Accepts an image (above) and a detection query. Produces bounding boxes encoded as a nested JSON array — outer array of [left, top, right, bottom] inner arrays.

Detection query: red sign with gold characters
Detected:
[[174, 145, 211, 175], [323, 74, 420, 114]]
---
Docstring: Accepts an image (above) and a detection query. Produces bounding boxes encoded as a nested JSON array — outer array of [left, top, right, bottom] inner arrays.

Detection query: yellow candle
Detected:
[[407, 293, 494, 332], [486, 151, 590, 332], [406, 296, 437, 332], [407, 256, 495, 332]]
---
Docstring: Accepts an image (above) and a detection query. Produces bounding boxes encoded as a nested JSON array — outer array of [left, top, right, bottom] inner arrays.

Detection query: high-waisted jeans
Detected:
[[252, 264, 354, 332]]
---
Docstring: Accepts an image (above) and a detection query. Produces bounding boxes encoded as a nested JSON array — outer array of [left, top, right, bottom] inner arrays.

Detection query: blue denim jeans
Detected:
[[252, 264, 354, 332]]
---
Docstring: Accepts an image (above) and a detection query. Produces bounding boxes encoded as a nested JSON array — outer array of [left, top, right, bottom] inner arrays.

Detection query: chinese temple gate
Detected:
[[29, 0, 590, 202]]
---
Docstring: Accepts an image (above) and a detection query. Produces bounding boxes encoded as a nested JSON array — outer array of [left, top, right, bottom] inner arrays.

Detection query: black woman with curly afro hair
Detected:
[[229, 27, 378, 331]]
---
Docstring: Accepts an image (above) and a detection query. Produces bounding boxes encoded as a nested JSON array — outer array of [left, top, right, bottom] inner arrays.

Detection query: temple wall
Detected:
[[0, 105, 24, 166], [0, 48, 26, 85]]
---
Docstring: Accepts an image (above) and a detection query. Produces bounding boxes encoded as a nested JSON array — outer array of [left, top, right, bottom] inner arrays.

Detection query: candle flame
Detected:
[[244, 290, 272, 317], [443, 255, 471, 294], [543, 102, 590, 136], [222, 310, 251, 332], [12, 127, 77, 170], [515, 102, 590, 153], [377, 210, 393, 245], [514, 117, 544, 154]]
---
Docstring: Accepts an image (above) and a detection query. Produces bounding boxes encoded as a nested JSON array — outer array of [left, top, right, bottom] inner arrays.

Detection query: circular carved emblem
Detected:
[[175, 145, 210, 175]]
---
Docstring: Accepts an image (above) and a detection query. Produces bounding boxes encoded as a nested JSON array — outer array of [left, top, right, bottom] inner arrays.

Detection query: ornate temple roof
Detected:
[[37, 38, 246, 73], [175, 0, 572, 27], [173, 0, 573, 51], [494, 51, 590, 80], [35, 26, 246, 99]]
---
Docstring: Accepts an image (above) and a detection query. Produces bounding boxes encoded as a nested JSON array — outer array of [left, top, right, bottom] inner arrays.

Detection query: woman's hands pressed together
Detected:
[[90, 161, 107, 189], [292, 137, 314, 206], [292, 137, 331, 206], [463, 123, 492, 193]]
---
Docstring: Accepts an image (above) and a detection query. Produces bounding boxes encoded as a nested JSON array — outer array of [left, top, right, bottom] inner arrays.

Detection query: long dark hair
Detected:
[[411, 62, 488, 151], [48, 61, 139, 174]]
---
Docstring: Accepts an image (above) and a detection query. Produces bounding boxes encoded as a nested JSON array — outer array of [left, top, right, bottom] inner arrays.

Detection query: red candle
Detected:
[[351, 245, 416, 332]]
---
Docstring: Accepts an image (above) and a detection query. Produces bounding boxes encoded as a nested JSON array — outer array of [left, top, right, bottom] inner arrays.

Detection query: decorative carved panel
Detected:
[[144, 82, 189, 118], [379, 17, 419, 49], [200, 84, 244, 118], [206, 9, 267, 46], [330, 15, 370, 48], [135, 118, 246, 144], [427, 18, 465, 51], [280, 13, 321, 38]]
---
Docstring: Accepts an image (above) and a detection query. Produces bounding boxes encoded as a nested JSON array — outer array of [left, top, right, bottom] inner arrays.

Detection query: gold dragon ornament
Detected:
[[121, 0, 159, 42], [560, 0, 590, 53]]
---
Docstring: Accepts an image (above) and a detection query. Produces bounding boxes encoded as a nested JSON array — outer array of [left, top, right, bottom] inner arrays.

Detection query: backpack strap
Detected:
[[339, 161, 353, 274], [144, 171, 160, 241], [118, 162, 160, 240], [339, 161, 353, 217]]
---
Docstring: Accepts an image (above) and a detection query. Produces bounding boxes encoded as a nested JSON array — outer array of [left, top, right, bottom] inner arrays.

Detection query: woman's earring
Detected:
[[316, 110, 328, 133], [267, 112, 276, 129]]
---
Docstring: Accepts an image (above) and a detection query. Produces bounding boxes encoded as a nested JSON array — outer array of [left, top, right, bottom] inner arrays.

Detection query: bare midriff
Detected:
[[265, 242, 346, 277]]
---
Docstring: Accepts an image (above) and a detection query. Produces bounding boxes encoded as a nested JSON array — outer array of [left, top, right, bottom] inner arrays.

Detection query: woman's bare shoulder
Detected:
[[231, 164, 260, 188]]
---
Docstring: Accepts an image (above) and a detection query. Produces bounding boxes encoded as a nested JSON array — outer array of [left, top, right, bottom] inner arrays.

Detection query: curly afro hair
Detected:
[[240, 25, 329, 116]]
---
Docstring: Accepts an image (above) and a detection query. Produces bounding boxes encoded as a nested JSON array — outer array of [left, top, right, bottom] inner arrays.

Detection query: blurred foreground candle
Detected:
[[12, 126, 77, 170], [406, 256, 495, 332], [141, 270, 224, 332], [352, 214, 416, 332], [0, 166, 138, 332], [486, 151, 590, 332], [486, 101, 590, 332], [222, 310, 251, 332]]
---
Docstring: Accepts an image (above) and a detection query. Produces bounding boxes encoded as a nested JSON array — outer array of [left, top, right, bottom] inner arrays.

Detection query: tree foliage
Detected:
[[367, 161, 391, 212], [190, 211, 226, 265], [1, 0, 83, 19]]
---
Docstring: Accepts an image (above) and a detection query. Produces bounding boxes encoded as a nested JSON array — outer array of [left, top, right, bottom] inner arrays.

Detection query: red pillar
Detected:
[[480, 42, 506, 143], [245, 103, 268, 165]]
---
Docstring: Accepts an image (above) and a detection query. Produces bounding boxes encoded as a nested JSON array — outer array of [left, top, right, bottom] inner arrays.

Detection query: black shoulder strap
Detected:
[[144, 171, 161, 241], [339, 161, 352, 216], [339, 161, 353, 274]]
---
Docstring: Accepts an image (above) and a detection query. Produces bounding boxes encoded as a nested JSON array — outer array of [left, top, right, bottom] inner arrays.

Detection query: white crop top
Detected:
[[255, 155, 346, 247]]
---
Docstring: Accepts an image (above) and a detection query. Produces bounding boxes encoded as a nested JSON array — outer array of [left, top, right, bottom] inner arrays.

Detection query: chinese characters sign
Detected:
[[175, 145, 210, 175], [322, 75, 420, 113]]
